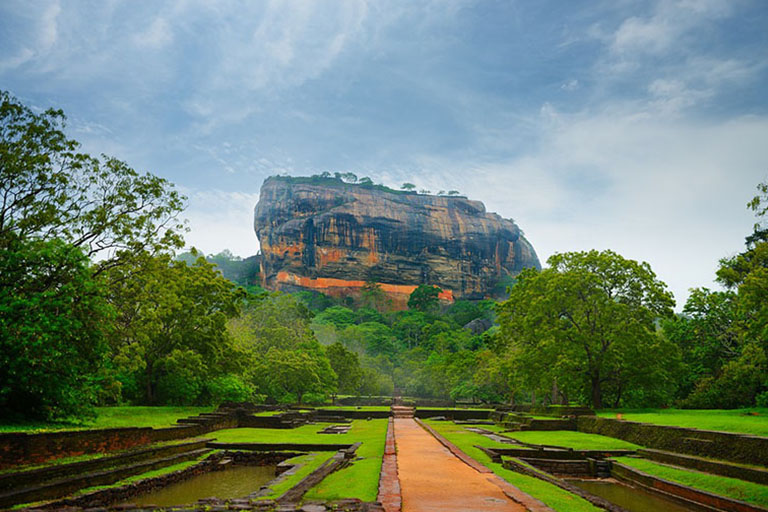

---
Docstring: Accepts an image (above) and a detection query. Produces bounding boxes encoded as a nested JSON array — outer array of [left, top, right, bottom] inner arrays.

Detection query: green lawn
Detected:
[[501, 430, 640, 451], [613, 456, 768, 507], [0, 406, 214, 433], [304, 420, 388, 501], [596, 408, 768, 436], [212, 419, 389, 502], [424, 421, 601, 512], [257, 452, 335, 500]]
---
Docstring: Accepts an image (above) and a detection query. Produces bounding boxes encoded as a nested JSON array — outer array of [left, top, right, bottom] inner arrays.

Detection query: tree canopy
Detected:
[[497, 250, 677, 408]]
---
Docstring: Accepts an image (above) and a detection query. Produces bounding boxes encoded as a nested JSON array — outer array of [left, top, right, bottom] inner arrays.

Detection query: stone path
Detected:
[[393, 418, 527, 512]]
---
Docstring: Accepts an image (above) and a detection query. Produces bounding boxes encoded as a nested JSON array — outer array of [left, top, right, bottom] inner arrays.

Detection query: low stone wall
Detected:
[[0, 439, 209, 493], [0, 415, 237, 469], [639, 448, 768, 486], [518, 457, 592, 476], [413, 409, 491, 420], [577, 416, 768, 467], [612, 461, 766, 512], [207, 442, 354, 452], [316, 409, 391, 420], [336, 397, 392, 406]]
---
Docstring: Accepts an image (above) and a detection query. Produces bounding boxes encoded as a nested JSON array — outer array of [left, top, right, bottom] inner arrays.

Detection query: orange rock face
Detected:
[[254, 176, 539, 307]]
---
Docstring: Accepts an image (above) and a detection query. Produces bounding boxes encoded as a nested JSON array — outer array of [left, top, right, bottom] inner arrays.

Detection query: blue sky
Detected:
[[2, 0, 767, 307]]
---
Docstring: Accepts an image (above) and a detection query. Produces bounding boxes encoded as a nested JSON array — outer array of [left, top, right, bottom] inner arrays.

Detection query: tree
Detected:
[[0, 237, 112, 419], [359, 177, 374, 186], [253, 348, 336, 404], [0, 91, 186, 272], [496, 250, 676, 408], [447, 190, 460, 196], [106, 253, 243, 404], [401, 182, 416, 191], [341, 172, 358, 183], [408, 284, 442, 313], [361, 280, 390, 311], [327, 342, 363, 395]]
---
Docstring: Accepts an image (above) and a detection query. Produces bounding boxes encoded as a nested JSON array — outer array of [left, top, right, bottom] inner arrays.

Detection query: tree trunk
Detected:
[[591, 375, 602, 409]]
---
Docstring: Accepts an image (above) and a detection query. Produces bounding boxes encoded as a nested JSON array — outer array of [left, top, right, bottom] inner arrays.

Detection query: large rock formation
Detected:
[[254, 176, 540, 308]]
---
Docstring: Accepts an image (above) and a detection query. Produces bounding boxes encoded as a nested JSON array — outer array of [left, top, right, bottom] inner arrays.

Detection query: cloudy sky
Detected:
[[2, 0, 767, 307]]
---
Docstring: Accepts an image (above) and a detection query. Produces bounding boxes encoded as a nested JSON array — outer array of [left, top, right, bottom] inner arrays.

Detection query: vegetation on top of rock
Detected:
[[270, 173, 466, 197]]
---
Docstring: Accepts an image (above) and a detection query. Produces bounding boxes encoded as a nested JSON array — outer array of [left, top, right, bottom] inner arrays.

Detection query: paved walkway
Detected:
[[394, 418, 526, 512]]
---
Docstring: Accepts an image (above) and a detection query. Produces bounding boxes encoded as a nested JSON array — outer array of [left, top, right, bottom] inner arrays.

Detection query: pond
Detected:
[[121, 465, 278, 506], [569, 478, 695, 512]]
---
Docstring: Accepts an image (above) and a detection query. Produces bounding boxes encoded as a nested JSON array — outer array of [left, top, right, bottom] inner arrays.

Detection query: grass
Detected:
[[256, 452, 335, 500], [500, 430, 640, 451], [613, 456, 768, 507], [424, 420, 601, 512], [0, 406, 214, 433], [304, 420, 388, 502], [596, 408, 768, 436], [212, 419, 389, 502]]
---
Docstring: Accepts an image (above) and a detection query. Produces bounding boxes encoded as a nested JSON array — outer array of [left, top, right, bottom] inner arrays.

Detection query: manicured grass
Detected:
[[596, 408, 768, 436], [0, 406, 214, 433], [501, 430, 640, 451], [212, 419, 389, 502], [425, 421, 601, 512], [613, 456, 768, 507], [257, 452, 335, 500], [304, 420, 388, 502]]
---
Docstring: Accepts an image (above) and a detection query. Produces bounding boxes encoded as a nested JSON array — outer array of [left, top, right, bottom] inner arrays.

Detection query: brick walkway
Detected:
[[393, 418, 527, 512]]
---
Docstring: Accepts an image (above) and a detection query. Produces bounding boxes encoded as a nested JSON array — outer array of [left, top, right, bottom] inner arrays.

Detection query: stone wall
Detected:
[[414, 409, 492, 420], [577, 416, 768, 466], [0, 417, 237, 469]]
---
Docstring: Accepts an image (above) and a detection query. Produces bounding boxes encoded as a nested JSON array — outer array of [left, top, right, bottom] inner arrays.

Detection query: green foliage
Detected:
[[665, 181, 768, 408], [0, 237, 111, 420], [408, 284, 442, 312], [327, 342, 363, 394], [177, 249, 261, 287], [400, 182, 416, 190], [0, 91, 185, 269], [230, 292, 335, 403], [204, 375, 254, 404], [105, 252, 244, 404], [0, 92, 187, 420], [497, 250, 677, 408]]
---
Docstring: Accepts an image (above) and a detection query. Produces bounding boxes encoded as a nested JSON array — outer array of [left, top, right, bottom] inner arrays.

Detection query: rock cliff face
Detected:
[[253, 176, 540, 308]]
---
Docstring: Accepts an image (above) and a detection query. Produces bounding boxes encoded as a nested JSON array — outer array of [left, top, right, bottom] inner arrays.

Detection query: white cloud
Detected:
[[409, 106, 768, 309], [134, 17, 172, 48], [609, 0, 732, 56], [182, 190, 262, 257]]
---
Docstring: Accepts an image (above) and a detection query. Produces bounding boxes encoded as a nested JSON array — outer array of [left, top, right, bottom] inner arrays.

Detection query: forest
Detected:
[[2, 90, 768, 422]]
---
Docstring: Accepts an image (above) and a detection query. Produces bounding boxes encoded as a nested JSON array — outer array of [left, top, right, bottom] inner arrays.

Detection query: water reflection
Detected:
[[121, 465, 277, 507], [569, 478, 694, 512]]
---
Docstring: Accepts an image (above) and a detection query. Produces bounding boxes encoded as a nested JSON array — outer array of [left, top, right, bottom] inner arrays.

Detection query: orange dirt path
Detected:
[[394, 418, 526, 512]]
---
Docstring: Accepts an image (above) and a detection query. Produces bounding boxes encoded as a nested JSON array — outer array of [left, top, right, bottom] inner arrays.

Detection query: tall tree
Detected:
[[107, 253, 243, 403], [0, 237, 111, 419], [0, 91, 186, 271], [497, 250, 676, 408], [408, 284, 442, 313]]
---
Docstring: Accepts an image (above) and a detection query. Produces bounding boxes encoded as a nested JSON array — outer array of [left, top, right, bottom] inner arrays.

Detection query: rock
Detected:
[[464, 317, 494, 334], [254, 177, 540, 308]]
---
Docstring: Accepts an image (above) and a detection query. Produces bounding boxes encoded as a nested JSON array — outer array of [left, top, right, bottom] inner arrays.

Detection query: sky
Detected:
[[1, 0, 767, 308]]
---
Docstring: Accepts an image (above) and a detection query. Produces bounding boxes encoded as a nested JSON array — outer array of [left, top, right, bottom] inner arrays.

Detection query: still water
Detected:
[[569, 479, 694, 512], [121, 465, 277, 507]]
